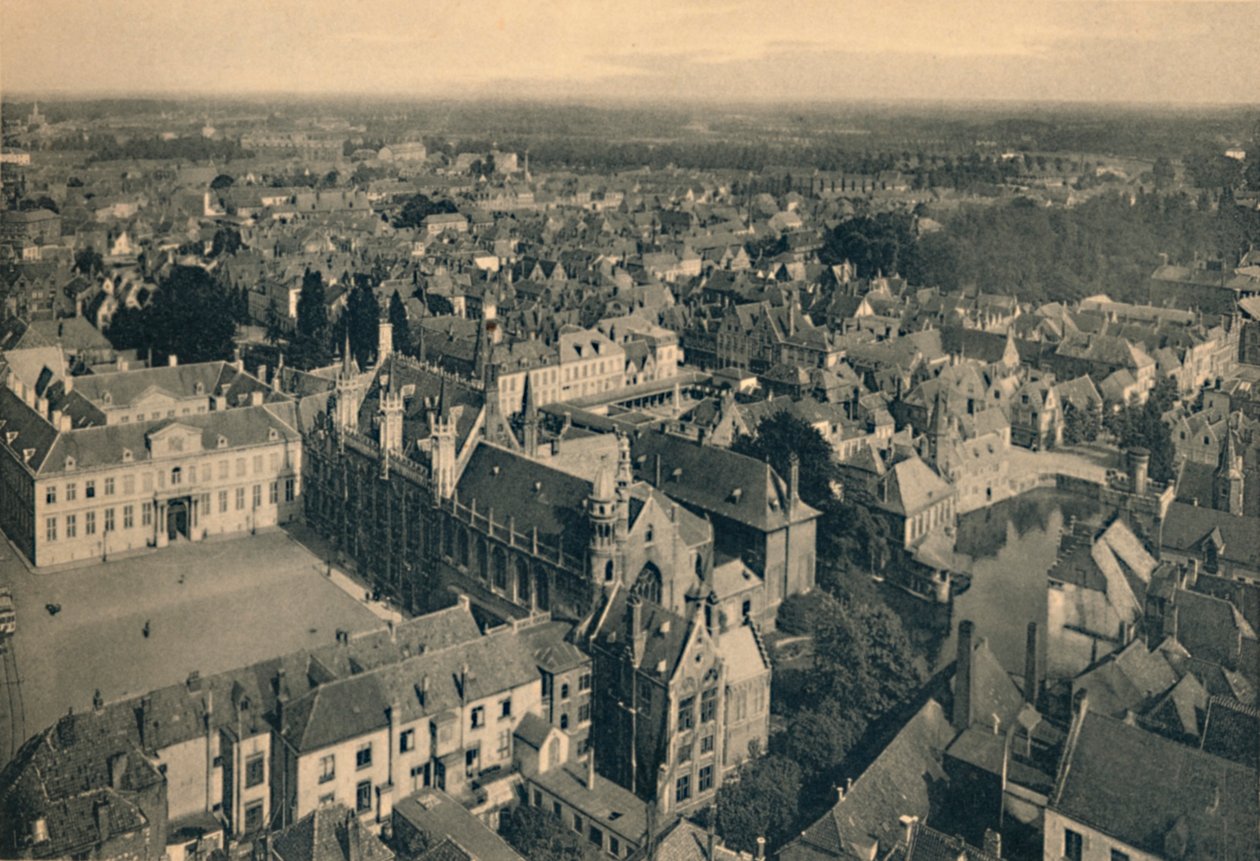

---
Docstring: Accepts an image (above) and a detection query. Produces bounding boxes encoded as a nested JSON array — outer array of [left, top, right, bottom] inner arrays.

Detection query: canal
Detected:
[[883, 488, 1111, 675]]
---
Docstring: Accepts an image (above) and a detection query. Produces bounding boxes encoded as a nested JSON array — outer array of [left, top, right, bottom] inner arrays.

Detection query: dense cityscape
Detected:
[[2, 5, 1260, 861]]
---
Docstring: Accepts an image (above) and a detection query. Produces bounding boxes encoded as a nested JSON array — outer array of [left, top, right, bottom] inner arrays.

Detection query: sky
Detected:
[[2, 0, 1259, 105]]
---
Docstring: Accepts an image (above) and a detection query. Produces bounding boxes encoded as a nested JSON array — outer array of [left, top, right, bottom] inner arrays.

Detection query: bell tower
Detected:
[[589, 466, 617, 585], [1214, 427, 1245, 515], [333, 333, 362, 432]]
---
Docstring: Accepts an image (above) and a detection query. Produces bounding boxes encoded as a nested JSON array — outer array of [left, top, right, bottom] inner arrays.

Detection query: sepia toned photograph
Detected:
[[0, 1, 1258, 859]]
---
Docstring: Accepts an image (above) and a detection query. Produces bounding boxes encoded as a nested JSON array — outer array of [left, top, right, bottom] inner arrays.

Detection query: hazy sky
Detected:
[[3, 0, 1258, 104]]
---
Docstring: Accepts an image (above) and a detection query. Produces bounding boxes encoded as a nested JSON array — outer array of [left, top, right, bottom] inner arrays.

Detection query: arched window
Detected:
[[536, 571, 550, 611], [632, 563, 662, 605], [516, 557, 531, 606], [171, 466, 182, 486], [493, 548, 508, 591], [456, 528, 469, 567], [478, 540, 490, 581], [645, 524, 654, 544], [560, 713, 569, 730], [604, 559, 615, 582], [442, 519, 454, 557], [694, 554, 703, 579], [547, 737, 561, 768]]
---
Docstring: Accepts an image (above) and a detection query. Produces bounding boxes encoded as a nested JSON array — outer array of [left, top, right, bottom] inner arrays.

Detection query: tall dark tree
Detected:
[[731, 411, 839, 509], [105, 265, 237, 364], [74, 246, 104, 276], [342, 278, 381, 368], [388, 289, 413, 356], [288, 269, 333, 369], [715, 754, 803, 853]]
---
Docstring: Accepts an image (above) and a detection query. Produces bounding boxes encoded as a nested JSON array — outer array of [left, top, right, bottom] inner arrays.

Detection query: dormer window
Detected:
[[217, 435, 228, 449], [645, 524, 654, 544], [122, 449, 133, 463], [194, 381, 206, 395], [65, 455, 76, 470], [102, 391, 112, 405], [268, 428, 279, 441]]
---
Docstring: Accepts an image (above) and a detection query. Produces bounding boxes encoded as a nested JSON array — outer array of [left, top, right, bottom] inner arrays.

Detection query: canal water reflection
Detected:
[[883, 489, 1110, 674]]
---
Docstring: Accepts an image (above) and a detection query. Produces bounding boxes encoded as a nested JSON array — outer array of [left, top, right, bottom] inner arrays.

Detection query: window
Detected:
[[588, 825, 604, 848], [219, 490, 228, 513], [104, 477, 115, 496], [66, 482, 76, 501], [701, 734, 715, 754], [355, 780, 371, 813], [319, 755, 335, 783], [219, 460, 229, 479], [578, 673, 591, 692], [123, 505, 134, 529], [269, 481, 278, 505], [170, 467, 182, 486], [104, 508, 115, 532], [236, 487, 245, 510], [560, 713, 569, 730], [471, 706, 485, 729], [356, 744, 372, 770], [285, 477, 296, 502], [319, 792, 335, 806], [399, 729, 415, 753], [560, 683, 570, 700], [253, 454, 263, 475], [236, 458, 246, 478], [701, 688, 717, 723], [554, 801, 563, 820], [46, 517, 56, 542], [85, 480, 95, 499], [500, 698, 512, 719], [1064, 829, 1083, 861], [465, 746, 479, 776], [533, 790, 542, 807], [245, 754, 265, 788], [46, 485, 56, 505], [578, 703, 591, 723], [143, 473, 153, 492], [675, 774, 691, 803], [1111, 851, 1130, 861], [610, 836, 621, 856], [85, 511, 96, 536], [244, 801, 263, 832], [678, 742, 691, 763], [252, 484, 261, 509], [699, 764, 713, 792], [572, 814, 583, 834], [142, 502, 153, 527], [678, 696, 695, 731]]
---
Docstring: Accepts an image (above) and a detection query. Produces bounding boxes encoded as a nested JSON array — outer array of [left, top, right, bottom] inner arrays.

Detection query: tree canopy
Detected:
[[715, 755, 803, 854], [498, 805, 597, 861], [105, 265, 238, 364], [287, 269, 333, 369], [393, 193, 458, 229]]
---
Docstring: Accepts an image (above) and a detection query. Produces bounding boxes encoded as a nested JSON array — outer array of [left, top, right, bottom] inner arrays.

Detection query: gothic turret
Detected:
[[589, 466, 618, 585], [431, 377, 457, 500], [378, 359, 404, 455], [333, 333, 362, 432], [1214, 426, 1245, 515]]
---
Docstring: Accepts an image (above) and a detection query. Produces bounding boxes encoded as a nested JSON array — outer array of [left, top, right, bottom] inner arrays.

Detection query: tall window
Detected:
[[356, 744, 372, 769], [46, 517, 56, 542], [701, 687, 717, 723], [675, 775, 691, 803], [236, 487, 246, 510], [284, 477, 295, 502], [45, 486, 56, 505], [219, 490, 228, 513], [142, 503, 153, 527], [104, 508, 115, 532], [319, 755, 335, 783], [355, 780, 371, 813], [252, 484, 262, 509], [66, 482, 76, 501], [85, 480, 95, 499], [85, 511, 96, 536], [699, 764, 714, 792], [66, 515, 76, 538], [104, 477, 115, 496], [678, 696, 695, 731], [471, 706, 485, 729], [1064, 829, 1083, 861], [269, 482, 278, 505], [632, 564, 662, 604], [245, 754, 265, 788], [399, 729, 415, 753], [123, 505, 134, 529], [244, 802, 263, 832]]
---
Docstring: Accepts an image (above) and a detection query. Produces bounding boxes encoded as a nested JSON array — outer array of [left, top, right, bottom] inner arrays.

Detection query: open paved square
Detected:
[[0, 528, 385, 763]]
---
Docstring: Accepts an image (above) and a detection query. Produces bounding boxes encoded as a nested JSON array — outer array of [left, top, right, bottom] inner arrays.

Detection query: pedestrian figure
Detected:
[[142, 620, 151, 638]]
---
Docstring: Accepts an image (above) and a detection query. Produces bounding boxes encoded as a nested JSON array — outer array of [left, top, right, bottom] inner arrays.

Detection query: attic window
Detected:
[[65, 455, 76, 470], [217, 435, 228, 449], [194, 381, 205, 395], [728, 488, 743, 502], [670, 467, 682, 481], [4, 431, 16, 446], [102, 391, 113, 404], [122, 449, 133, 463], [268, 428, 279, 441], [491, 465, 501, 476], [533, 481, 542, 493]]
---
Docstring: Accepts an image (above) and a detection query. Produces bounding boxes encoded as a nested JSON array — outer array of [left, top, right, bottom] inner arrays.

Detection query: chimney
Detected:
[[788, 451, 800, 505], [257, 364, 268, 384], [168, 354, 178, 367], [108, 753, 128, 789], [419, 675, 429, 706], [899, 815, 918, 847], [251, 390, 264, 406], [1023, 622, 1040, 706], [1127, 447, 1149, 495], [94, 798, 112, 843], [983, 828, 1002, 858], [953, 620, 975, 731], [63, 376, 72, 393], [755, 836, 766, 860], [586, 752, 596, 790]]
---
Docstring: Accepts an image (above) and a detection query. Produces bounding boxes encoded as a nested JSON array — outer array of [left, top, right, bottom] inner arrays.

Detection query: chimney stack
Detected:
[[899, 815, 918, 847], [755, 836, 766, 860], [168, 354, 178, 367], [954, 620, 975, 731], [983, 828, 1003, 858], [94, 799, 111, 843], [586, 752, 596, 790], [788, 451, 800, 505], [1023, 622, 1040, 706]]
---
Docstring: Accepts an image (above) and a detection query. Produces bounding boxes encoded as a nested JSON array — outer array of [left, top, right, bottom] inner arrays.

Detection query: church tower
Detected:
[[614, 433, 633, 542], [430, 377, 458, 500], [378, 360, 404, 455], [333, 333, 362, 432], [1214, 427, 1245, 515], [589, 466, 618, 586]]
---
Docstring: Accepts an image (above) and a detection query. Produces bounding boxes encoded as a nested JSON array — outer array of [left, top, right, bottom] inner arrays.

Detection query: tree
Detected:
[[499, 805, 596, 861], [74, 246, 104, 276], [105, 266, 238, 364], [1061, 400, 1100, 446], [731, 411, 839, 509], [393, 194, 458, 229], [388, 289, 413, 356], [779, 701, 865, 779], [209, 173, 235, 190], [288, 269, 333, 369], [715, 755, 803, 853], [810, 594, 928, 725], [264, 299, 284, 345], [1152, 156, 1175, 191], [343, 277, 381, 368]]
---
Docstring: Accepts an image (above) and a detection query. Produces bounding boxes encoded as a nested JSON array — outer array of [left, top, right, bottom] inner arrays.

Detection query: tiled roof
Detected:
[[271, 802, 394, 861], [395, 790, 523, 861], [1052, 712, 1258, 860]]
